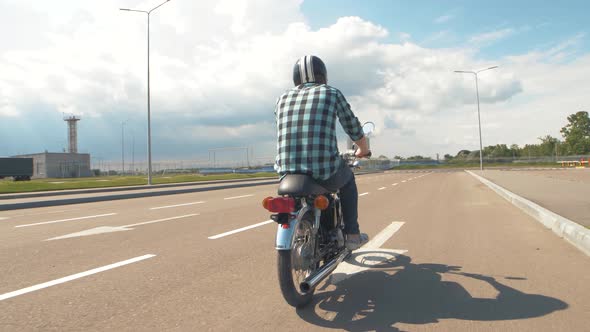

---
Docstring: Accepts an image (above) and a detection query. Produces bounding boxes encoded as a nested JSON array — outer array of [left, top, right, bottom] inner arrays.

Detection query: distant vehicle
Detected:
[[0, 157, 33, 181]]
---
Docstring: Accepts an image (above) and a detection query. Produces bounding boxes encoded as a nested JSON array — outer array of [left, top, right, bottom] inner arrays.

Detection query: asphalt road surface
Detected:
[[1, 171, 588, 331], [475, 169, 590, 228]]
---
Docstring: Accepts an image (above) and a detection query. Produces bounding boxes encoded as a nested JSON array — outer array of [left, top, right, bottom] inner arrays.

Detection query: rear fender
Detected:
[[275, 205, 311, 250]]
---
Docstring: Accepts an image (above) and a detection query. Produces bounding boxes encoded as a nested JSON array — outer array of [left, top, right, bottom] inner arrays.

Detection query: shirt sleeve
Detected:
[[335, 90, 364, 142]]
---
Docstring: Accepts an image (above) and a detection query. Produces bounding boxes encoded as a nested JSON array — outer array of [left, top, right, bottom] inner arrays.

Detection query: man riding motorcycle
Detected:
[[274, 55, 370, 250]]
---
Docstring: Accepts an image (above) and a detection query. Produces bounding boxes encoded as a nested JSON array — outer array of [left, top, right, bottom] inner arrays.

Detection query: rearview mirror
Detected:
[[362, 122, 375, 137]]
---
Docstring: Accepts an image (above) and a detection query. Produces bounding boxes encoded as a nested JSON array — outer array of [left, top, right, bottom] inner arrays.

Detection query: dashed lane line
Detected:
[[359, 192, 370, 197], [208, 220, 274, 239], [224, 194, 254, 200], [15, 213, 117, 228], [46, 214, 200, 241], [378, 187, 386, 190], [0, 254, 156, 301], [149, 201, 205, 210], [1, 209, 80, 219]]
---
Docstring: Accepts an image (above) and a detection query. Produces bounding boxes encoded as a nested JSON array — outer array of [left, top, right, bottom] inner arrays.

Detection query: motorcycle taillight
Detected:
[[262, 197, 295, 213]]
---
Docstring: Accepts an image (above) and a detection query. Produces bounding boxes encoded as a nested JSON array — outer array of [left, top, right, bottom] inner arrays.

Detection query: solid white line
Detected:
[[331, 222, 406, 284], [208, 220, 274, 239], [0, 254, 156, 301], [359, 192, 369, 197], [223, 194, 254, 200], [124, 214, 199, 228], [15, 213, 117, 228], [378, 187, 386, 190], [149, 201, 204, 210], [365, 222, 405, 248]]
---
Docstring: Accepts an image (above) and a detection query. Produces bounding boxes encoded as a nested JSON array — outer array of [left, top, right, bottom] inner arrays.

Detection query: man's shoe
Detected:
[[346, 233, 369, 251]]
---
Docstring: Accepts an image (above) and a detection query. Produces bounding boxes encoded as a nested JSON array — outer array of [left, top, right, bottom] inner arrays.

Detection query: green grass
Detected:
[[391, 162, 565, 170], [0, 172, 277, 194]]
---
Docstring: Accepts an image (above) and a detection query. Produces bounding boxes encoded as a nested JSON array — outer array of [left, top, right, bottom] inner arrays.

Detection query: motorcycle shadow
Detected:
[[296, 254, 568, 332]]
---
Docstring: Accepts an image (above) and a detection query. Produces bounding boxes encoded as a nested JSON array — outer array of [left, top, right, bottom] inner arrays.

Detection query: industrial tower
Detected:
[[63, 115, 81, 153]]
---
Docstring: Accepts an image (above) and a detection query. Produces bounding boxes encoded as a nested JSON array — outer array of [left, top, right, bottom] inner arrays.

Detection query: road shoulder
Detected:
[[467, 170, 590, 256]]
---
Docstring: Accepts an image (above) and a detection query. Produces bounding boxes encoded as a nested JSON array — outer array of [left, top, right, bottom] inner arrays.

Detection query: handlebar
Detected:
[[342, 150, 372, 168]]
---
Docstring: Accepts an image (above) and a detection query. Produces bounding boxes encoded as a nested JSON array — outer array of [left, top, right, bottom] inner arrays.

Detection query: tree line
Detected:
[[442, 111, 590, 161]]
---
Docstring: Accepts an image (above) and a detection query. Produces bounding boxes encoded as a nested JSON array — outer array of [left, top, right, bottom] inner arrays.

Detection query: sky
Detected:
[[0, 0, 588, 167]]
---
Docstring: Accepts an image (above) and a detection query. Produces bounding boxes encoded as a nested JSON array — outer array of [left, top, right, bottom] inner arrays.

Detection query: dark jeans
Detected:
[[318, 164, 360, 235]]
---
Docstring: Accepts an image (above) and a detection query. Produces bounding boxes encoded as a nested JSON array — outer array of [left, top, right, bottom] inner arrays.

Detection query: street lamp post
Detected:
[[121, 120, 128, 174], [120, 0, 172, 185], [454, 66, 498, 171]]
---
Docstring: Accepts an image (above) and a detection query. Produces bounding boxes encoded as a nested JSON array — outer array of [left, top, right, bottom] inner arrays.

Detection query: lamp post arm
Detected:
[[120, 8, 148, 14], [149, 0, 172, 14], [476, 66, 499, 74]]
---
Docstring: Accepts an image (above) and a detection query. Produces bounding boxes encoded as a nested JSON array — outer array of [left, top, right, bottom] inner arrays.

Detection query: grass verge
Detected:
[[391, 162, 565, 170], [0, 172, 277, 194]]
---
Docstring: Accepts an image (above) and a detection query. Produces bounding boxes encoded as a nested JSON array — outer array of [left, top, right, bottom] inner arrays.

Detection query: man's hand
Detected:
[[354, 136, 371, 158]]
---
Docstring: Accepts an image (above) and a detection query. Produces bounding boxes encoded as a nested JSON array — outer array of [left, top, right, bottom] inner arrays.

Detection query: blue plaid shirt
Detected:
[[274, 83, 364, 180]]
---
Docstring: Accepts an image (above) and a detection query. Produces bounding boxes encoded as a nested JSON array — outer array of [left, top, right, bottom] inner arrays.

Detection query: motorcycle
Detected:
[[262, 122, 374, 308]]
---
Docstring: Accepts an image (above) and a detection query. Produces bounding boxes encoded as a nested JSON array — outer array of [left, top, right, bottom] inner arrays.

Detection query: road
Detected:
[[1, 171, 588, 331], [474, 169, 590, 228]]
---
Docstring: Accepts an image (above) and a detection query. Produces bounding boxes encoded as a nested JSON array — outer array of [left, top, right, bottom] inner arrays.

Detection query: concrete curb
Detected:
[[466, 170, 590, 256]]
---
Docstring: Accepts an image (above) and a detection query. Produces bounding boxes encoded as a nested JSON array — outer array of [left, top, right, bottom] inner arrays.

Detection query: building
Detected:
[[14, 152, 92, 178]]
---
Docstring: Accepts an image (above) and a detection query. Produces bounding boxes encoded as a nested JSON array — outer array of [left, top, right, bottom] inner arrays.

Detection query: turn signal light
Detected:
[[314, 195, 329, 210], [262, 197, 295, 213], [262, 197, 272, 210]]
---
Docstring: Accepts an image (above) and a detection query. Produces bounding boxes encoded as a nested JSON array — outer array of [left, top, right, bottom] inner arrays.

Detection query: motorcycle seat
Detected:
[[278, 174, 331, 196]]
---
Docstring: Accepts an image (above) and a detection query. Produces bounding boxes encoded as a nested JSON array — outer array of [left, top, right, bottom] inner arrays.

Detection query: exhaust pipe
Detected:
[[300, 249, 349, 293]]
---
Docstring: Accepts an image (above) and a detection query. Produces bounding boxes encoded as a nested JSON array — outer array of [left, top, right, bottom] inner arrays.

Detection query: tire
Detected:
[[277, 216, 316, 308]]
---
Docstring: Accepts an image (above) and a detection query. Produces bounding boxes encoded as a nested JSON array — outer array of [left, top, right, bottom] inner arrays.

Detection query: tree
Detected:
[[510, 144, 520, 159], [560, 111, 590, 154], [455, 150, 471, 159], [538, 135, 560, 157], [483, 144, 511, 158]]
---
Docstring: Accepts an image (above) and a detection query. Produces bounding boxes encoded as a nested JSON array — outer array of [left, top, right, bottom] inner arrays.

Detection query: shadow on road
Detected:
[[296, 254, 567, 331]]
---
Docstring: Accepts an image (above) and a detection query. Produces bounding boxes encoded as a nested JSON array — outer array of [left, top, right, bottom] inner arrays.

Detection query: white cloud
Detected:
[[0, 1, 587, 162], [434, 15, 453, 24], [470, 28, 515, 45]]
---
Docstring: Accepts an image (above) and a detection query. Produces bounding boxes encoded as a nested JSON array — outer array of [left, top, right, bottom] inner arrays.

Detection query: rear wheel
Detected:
[[277, 215, 317, 307]]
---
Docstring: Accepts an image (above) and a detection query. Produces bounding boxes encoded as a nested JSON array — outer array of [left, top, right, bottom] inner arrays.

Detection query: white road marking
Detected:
[[224, 194, 254, 200], [0, 254, 156, 301], [124, 214, 199, 228], [208, 220, 274, 239], [3, 209, 79, 218], [378, 187, 386, 190], [331, 222, 407, 284], [365, 222, 405, 248], [0, 217, 7, 221], [401, 180, 407, 183], [392, 183, 399, 186], [46, 214, 199, 241], [15, 213, 117, 228], [359, 192, 370, 197], [150, 201, 205, 210]]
